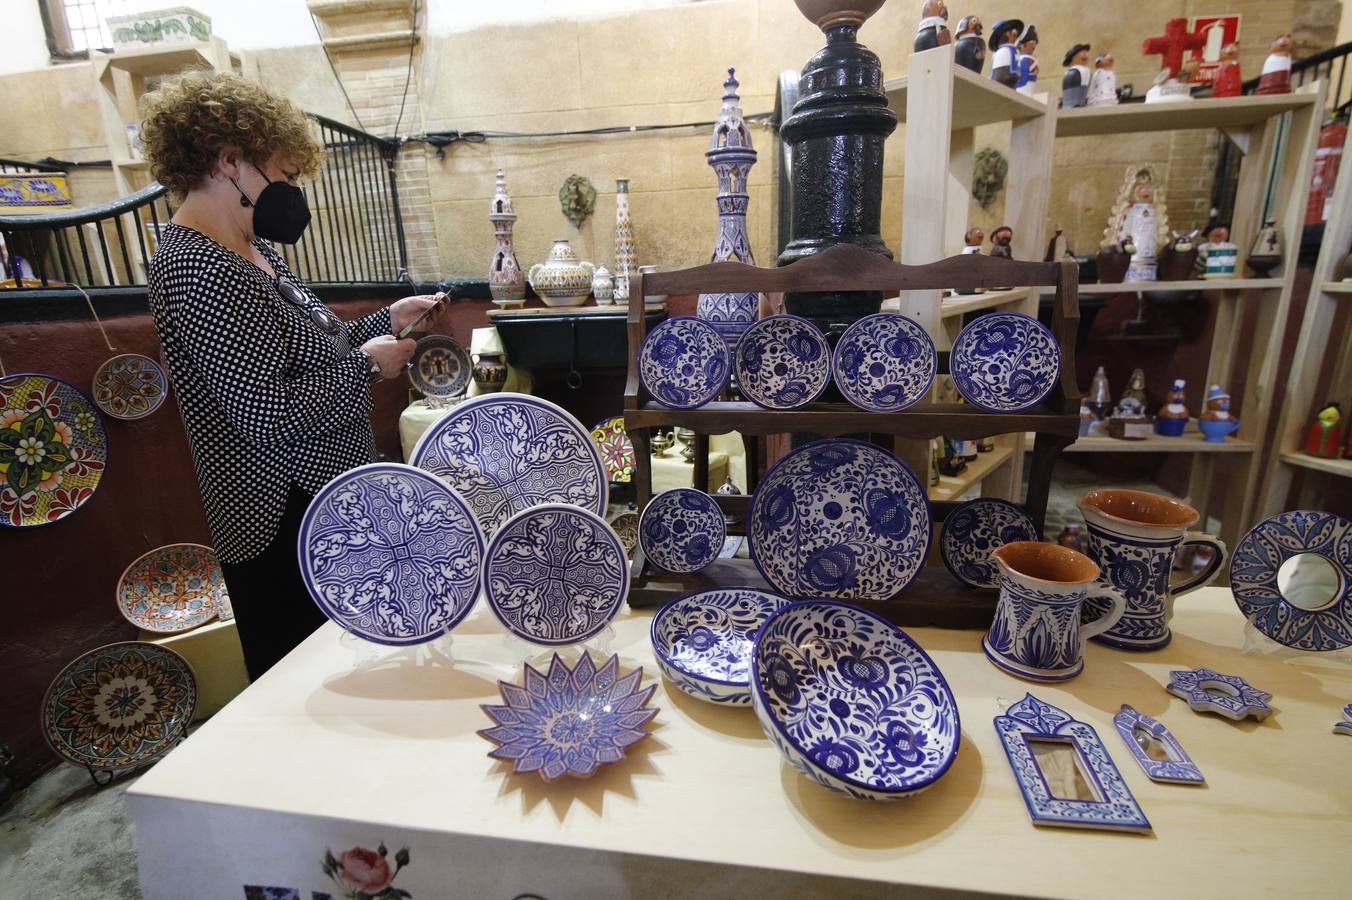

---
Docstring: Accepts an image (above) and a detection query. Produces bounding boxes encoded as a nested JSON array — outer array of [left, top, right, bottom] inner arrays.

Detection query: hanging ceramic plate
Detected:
[[638, 316, 730, 409], [116, 543, 227, 634], [734, 315, 831, 410], [651, 587, 793, 704], [833, 313, 937, 412], [298, 462, 485, 645], [950, 312, 1061, 413], [1230, 510, 1352, 652], [590, 415, 635, 483], [0, 373, 106, 528], [92, 353, 168, 420], [639, 487, 725, 573], [484, 503, 629, 646], [42, 641, 197, 772], [940, 497, 1041, 589], [408, 392, 607, 539], [407, 334, 471, 399], [749, 438, 931, 601]]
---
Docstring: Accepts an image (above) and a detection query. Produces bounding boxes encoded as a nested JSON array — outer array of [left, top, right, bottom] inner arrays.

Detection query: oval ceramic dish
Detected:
[[832, 313, 937, 412], [0, 373, 107, 527], [116, 543, 227, 634], [639, 488, 725, 574], [92, 353, 168, 420], [638, 316, 730, 409], [650, 587, 793, 704], [950, 311, 1061, 413], [940, 497, 1041, 589], [734, 315, 831, 410], [407, 334, 471, 399]]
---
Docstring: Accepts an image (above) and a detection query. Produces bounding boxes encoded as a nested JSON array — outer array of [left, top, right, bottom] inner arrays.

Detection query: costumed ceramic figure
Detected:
[[988, 18, 1024, 89], [1197, 224, 1238, 278], [1015, 24, 1040, 96], [989, 225, 1014, 259], [915, 1, 951, 53], [1058, 524, 1084, 554], [1199, 384, 1240, 443], [1088, 53, 1118, 106], [1212, 42, 1243, 98], [954, 16, 985, 73], [1061, 43, 1092, 108], [963, 226, 985, 254], [1104, 165, 1170, 282], [1158, 229, 1200, 281], [1156, 378, 1189, 436], [1256, 34, 1293, 95], [1304, 402, 1344, 458]]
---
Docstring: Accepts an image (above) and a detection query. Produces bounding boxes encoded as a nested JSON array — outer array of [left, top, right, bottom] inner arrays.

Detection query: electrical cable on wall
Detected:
[[391, 0, 420, 139], [309, 9, 369, 133]]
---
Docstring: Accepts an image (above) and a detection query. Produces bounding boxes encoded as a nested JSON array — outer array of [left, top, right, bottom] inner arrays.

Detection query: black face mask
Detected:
[[231, 164, 311, 245]]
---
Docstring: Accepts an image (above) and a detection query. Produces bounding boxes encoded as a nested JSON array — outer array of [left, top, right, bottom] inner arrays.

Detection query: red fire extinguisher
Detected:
[[1306, 118, 1347, 226]]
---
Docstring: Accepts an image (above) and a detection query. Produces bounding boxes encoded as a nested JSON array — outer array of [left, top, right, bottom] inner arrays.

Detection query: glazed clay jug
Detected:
[[472, 351, 508, 394]]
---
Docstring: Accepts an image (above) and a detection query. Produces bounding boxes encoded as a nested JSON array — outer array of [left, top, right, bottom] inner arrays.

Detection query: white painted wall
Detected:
[[6, 0, 53, 75]]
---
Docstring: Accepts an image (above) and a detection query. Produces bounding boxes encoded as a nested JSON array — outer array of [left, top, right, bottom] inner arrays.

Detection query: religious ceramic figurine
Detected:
[[954, 15, 985, 73], [989, 225, 1013, 259], [988, 18, 1023, 89], [1304, 402, 1344, 458], [1044, 226, 1072, 262], [1157, 229, 1200, 281], [1087, 365, 1112, 422], [1109, 371, 1152, 440], [1122, 368, 1148, 408], [1247, 220, 1284, 276], [1199, 384, 1240, 442], [1197, 224, 1238, 278], [1156, 378, 1189, 436], [914, 1, 951, 52], [1088, 53, 1118, 106], [1104, 165, 1170, 282], [1015, 24, 1040, 96], [1256, 34, 1293, 95], [1061, 43, 1092, 108], [1211, 42, 1243, 98]]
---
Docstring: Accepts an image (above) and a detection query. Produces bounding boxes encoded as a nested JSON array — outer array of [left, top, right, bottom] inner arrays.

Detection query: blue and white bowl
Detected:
[[638, 316, 730, 409], [752, 601, 961, 800], [940, 497, 1041, 589], [735, 315, 831, 410], [950, 311, 1061, 413], [832, 313, 937, 412], [650, 587, 793, 705], [639, 488, 725, 574]]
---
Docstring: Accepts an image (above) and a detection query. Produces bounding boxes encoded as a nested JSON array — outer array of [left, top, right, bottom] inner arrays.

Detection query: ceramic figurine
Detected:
[[1088, 52, 1118, 106], [1157, 229, 1200, 281], [988, 19, 1023, 89], [1107, 368, 1151, 439], [1247, 219, 1284, 276], [591, 265, 614, 305], [1156, 378, 1188, 436], [1304, 402, 1344, 458], [1199, 384, 1239, 442], [1142, 18, 1207, 81], [1044, 226, 1070, 262], [989, 225, 1013, 259], [1057, 523, 1084, 554], [1015, 24, 1040, 97], [1096, 241, 1132, 283], [1079, 396, 1095, 435], [914, 1, 950, 52], [1123, 368, 1147, 407], [1198, 224, 1239, 278], [963, 226, 985, 254], [1104, 165, 1170, 282], [1212, 42, 1243, 98], [1087, 365, 1112, 422], [954, 15, 985, 73], [1061, 43, 1092, 107], [527, 239, 595, 308], [487, 170, 526, 308], [613, 179, 637, 301], [1256, 34, 1293, 95], [1145, 54, 1200, 104]]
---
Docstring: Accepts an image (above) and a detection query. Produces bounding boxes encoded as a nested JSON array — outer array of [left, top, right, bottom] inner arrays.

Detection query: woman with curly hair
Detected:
[[141, 71, 444, 678]]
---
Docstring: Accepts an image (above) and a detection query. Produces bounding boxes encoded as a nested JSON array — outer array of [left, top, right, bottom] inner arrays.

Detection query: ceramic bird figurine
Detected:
[[1061, 43, 1092, 108], [914, 1, 951, 52], [954, 16, 985, 73], [1256, 34, 1293, 95], [1304, 402, 1344, 458], [988, 19, 1024, 88]]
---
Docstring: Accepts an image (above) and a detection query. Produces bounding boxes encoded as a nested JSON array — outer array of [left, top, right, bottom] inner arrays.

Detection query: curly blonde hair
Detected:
[[140, 71, 323, 198]]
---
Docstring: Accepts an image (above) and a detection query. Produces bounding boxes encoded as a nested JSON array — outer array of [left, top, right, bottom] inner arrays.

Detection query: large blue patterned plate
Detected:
[[298, 463, 485, 645], [638, 316, 729, 409], [950, 312, 1061, 413], [484, 503, 629, 646], [650, 587, 792, 705], [734, 315, 830, 410], [639, 488, 725, 573], [749, 438, 931, 601], [408, 392, 607, 539], [752, 601, 961, 800], [1230, 510, 1352, 651], [940, 497, 1040, 589], [833, 313, 937, 412]]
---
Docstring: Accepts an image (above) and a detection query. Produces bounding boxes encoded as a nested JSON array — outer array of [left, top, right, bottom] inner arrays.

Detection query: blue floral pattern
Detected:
[[1113, 704, 1205, 784], [650, 587, 792, 704], [940, 498, 1039, 588], [832, 313, 937, 412], [1166, 668, 1273, 721], [1081, 524, 1179, 649], [639, 488, 725, 574], [950, 312, 1060, 413], [984, 580, 1088, 680], [638, 316, 729, 409], [1334, 704, 1352, 737], [734, 315, 831, 410]]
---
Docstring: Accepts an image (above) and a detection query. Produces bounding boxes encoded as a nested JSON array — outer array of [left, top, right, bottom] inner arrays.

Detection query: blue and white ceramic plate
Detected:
[[749, 438, 931, 601], [407, 334, 471, 398], [408, 392, 607, 539], [940, 497, 1040, 589], [752, 601, 961, 800], [1230, 510, 1352, 652], [832, 313, 936, 412], [639, 488, 725, 574], [650, 587, 793, 705], [734, 315, 830, 410], [298, 463, 485, 645], [484, 503, 629, 646], [950, 312, 1061, 413], [638, 316, 730, 409]]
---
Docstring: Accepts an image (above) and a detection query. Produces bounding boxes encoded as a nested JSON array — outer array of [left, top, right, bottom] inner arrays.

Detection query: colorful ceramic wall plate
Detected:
[[42, 641, 197, 772], [92, 353, 168, 420], [650, 587, 792, 705], [1113, 704, 1205, 784], [1166, 668, 1273, 721], [749, 438, 931, 601], [734, 315, 831, 410], [940, 497, 1040, 589], [298, 463, 485, 645], [832, 313, 937, 412], [610, 510, 640, 558], [639, 488, 725, 574], [995, 694, 1152, 833], [484, 504, 628, 646], [116, 543, 227, 634], [950, 312, 1061, 413], [0, 373, 106, 527], [408, 392, 607, 539], [638, 316, 730, 409], [590, 415, 635, 483], [407, 334, 471, 399]]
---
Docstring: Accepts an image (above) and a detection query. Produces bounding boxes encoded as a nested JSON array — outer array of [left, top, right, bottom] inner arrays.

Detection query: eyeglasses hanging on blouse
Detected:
[[276, 278, 341, 334]]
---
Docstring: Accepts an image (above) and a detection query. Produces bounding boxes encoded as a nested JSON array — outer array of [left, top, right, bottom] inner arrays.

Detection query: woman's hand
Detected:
[[389, 292, 448, 336], [362, 335, 416, 379]]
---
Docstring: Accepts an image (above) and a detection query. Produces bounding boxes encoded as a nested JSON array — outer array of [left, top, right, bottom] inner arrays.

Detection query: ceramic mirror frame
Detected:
[[1113, 704, 1205, 784]]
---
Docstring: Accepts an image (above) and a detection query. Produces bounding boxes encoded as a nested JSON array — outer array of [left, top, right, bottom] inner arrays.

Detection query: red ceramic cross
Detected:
[[1142, 18, 1208, 78]]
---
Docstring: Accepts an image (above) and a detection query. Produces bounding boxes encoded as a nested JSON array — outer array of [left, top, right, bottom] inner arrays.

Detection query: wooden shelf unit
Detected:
[[1066, 432, 1255, 453], [1078, 278, 1282, 294], [1320, 281, 1352, 294], [1055, 92, 1319, 138], [1278, 450, 1352, 479]]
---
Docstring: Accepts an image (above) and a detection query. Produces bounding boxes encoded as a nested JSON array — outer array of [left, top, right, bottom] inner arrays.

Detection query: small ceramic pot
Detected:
[[1202, 243, 1239, 279], [528, 239, 595, 308], [1155, 416, 1188, 437], [1198, 418, 1240, 442], [471, 351, 508, 394], [591, 265, 614, 305]]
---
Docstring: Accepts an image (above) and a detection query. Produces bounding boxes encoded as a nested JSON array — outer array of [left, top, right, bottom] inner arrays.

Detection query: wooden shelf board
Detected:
[[937, 287, 1031, 318], [1320, 281, 1352, 294], [96, 43, 215, 76], [1280, 450, 1352, 478], [1056, 92, 1318, 137], [1066, 432, 1255, 453], [929, 444, 1015, 502], [884, 64, 1047, 130], [1080, 278, 1283, 294]]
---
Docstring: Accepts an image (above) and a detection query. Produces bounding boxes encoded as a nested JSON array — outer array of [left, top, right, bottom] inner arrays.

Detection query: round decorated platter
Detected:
[[833, 313, 937, 412], [1230, 510, 1352, 652], [92, 353, 168, 420], [116, 543, 227, 634], [734, 314, 831, 410], [407, 334, 471, 399], [950, 311, 1061, 413], [298, 462, 485, 645], [484, 503, 629, 646], [639, 488, 725, 574], [408, 392, 607, 539], [749, 438, 931, 601], [638, 316, 730, 409], [940, 497, 1041, 589], [651, 587, 793, 704], [0, 373, 106, 528], [42, 641, 197, 772], [591, 415, 635, 484]]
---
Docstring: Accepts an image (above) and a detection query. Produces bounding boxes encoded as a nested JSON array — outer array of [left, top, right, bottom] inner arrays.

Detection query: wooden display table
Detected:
[[128, 589, 1352, 899]]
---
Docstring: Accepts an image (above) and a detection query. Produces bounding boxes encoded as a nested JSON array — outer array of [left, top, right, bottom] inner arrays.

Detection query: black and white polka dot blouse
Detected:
[[148, 223, 391, 564]]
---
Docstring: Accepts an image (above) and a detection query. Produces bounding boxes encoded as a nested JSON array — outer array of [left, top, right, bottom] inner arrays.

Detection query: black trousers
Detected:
[[219, 484, 328, 681]]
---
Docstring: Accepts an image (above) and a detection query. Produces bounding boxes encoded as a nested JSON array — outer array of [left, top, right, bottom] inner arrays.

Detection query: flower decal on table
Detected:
[[949, 312, 1061, 413], [639, 487, 725, 574], [734, 315, 831, 410], [832, 313, 937, 412], [322, 842, 411, 900], [1166, 667, 1273, 721], [0, 374, 106, 527], [92, 353, 168, 420], [638, 316, 730, 409]]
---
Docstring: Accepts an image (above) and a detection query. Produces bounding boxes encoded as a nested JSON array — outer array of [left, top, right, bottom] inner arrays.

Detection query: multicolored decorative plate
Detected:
[[0, 373, 106, 528], [41, 641, 197, 772], [92, 353, 168, 420], [651, 587, 793, 704], [484, 503, 629, 646], [298, 462, 485, 645], [734, 315, 831, 410], [950, 312, 1061, 413], [638, 316, 730, 409], [408, 392, 607, 539], [833, 313, 937, 412], [407, 334, 471, 399], [610, 511, 640, 558], [116, 543, 227, 634], [591, 415, 635, 484], [639, 487, 725, 574], [940, 497, 1041, 589]]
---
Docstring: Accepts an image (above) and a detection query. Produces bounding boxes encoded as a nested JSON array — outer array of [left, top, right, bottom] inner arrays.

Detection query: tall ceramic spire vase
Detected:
[[614, 179, 637, 302], [488, 169, 526, 308]]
